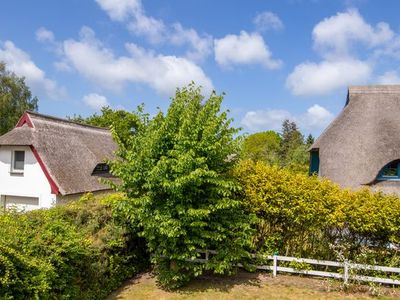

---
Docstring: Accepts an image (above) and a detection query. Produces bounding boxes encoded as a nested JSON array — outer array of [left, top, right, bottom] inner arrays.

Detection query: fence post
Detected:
[[273, 255, 277, 277], [344, 261, 349, 284], [205, 250, 209, 262]]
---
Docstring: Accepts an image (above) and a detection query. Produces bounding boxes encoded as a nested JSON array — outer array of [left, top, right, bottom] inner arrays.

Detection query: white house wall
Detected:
[[0, 145, 56, 211]]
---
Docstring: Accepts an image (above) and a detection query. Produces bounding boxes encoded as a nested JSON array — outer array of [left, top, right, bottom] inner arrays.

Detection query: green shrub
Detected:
[[109, 84, 256, 289], [0, 193, 148, 299], [233, 160, 400, 264]]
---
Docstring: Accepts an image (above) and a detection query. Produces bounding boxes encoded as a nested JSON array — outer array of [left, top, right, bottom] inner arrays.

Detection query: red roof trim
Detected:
[[16, 112, 34, 128], [30, 145, 60, 195]]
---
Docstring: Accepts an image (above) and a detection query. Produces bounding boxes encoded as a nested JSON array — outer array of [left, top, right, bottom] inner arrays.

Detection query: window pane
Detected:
[[382, 162, 398, 177], [14, 151, 25, 170], [92, 163, 109, 174]]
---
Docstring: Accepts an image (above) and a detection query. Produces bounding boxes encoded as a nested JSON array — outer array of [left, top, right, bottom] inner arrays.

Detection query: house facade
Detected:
[[310, 85, 400, 195], [0, 111, 116, 211]]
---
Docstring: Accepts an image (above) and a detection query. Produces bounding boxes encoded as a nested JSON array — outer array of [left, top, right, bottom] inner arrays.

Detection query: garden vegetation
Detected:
[[241, 120, 314, 174], [2, 83, 400, 298], [234, 160, 400, 267], [0, 193, 148, 299], [109, 84, 255, 289]]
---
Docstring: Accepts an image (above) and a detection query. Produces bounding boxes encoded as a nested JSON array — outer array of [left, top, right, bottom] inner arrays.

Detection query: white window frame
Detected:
[[10, 150, 25, 174]]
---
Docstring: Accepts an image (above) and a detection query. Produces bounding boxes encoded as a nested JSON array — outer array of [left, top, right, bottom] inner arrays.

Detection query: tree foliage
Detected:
[[279, 119, 309, 172], [0, 62, 38, 135], [241, 131, 281, 164], [306, 134, 315, 146], [110, 84, 255, 288], [69, 107, 140, 147], [241, 120, 311, 173], [279, 119, 304, 161]]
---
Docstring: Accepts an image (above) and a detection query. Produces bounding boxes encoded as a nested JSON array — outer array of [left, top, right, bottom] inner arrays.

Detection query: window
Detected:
[[11, 150, 25, 173], [92, 163, 110, 175], [309, 150, 319, 176], [378, 160, 400, 180]]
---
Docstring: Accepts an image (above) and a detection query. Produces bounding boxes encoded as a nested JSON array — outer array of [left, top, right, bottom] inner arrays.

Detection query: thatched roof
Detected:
[[0, 111, 117, 195], [311, 85, 400, 189], [0, 126, 35, 145]]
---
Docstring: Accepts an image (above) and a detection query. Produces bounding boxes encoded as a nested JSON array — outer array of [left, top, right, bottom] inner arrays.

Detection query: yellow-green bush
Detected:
[[233, 160, 400, 264], [0, 193, 148, 299]]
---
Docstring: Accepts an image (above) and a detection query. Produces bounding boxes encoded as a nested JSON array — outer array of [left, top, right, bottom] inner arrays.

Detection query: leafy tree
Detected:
[[0, 62, 38, 135], [280, 120, 304, 159], [241, 131, 281, 164], [69, 107, 140, 147], [306, 134, 315, 146], [110, 84, 255, 288], [279, 119, 308, 172]]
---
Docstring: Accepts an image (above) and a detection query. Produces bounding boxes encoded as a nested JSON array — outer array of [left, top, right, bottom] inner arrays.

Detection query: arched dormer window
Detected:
[[92, 163, 110, 175], [377, 160, 400, 180]]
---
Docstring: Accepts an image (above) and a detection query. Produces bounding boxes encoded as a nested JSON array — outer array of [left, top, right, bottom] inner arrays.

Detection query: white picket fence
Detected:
[[194, 250, 400, 285]]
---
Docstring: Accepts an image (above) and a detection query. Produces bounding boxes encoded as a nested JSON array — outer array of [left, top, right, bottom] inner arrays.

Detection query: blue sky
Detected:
[[1, 0, 400, 136]]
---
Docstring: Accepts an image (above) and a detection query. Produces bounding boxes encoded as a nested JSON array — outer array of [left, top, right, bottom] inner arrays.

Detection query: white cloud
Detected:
[[96, 0, 211, 60], [36, 27, 63, 56], [377, 71, 400, 84], [241, 109, 291, 131], [214, 31, 281, 69], [53, 61, 73, 72], [241, 104, 334, 132], [83, 93, 109, 110], [286, 59, 371, 96], [36, 27, 55, 42], [375, 36, 400, 60], [35, 27, 73, 72], [95, 0, 141, 21], [96, 0, 166, 43], [287, 9, 400, 96], [299, 104, 334, 130], [170, 23, 213, 62], [62, 27, 213, 96], [253, 11, 284, 32], [313, 9, 394, 59], [127, 14, 166, 44], [0, 41, 65, 99]]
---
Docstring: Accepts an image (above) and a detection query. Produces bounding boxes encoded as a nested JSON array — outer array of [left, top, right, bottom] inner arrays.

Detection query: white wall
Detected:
[[0, 146, 56, 211]]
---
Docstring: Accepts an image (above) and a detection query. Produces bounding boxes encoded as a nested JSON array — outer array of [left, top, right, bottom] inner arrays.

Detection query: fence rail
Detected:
[[194, 250, 400, 286]]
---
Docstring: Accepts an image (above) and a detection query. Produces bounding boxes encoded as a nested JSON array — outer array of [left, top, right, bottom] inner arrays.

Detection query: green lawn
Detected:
[[107, 271, 400, 300]]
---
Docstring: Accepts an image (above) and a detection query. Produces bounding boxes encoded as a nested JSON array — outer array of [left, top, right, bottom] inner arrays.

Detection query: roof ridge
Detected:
[[349, 85, 400, 94], [25, 111, 110, 131]]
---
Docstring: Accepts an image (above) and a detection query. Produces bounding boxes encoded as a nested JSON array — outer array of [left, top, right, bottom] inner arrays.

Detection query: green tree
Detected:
[[69, 107, 140, 147], [241, 131, 281, 164], [306, 134, 315, 146], [0, 62, 38, 135], [279, 119, 308, 172], [110, 84, 255, 288]]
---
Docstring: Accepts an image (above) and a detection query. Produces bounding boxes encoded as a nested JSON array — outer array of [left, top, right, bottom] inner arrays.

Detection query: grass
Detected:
[[107, 271, 400, 300]]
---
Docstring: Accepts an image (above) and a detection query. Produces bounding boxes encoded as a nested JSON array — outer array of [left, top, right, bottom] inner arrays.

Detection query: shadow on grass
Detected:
[[108, 271, 400, 300], [108, 270, 263, 299], [172, 271, 263, 295]]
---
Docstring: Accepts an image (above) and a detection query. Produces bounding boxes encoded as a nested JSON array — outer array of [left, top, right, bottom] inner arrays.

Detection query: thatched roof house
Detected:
[[310, 85, 400, 194], [0, 111, 116, 210]]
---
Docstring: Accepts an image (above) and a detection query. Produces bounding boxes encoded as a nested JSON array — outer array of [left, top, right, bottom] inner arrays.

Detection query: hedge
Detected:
[[4, 160, 400, 298], [0, 193, 148, 299], [233, 160, 400, 265]]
